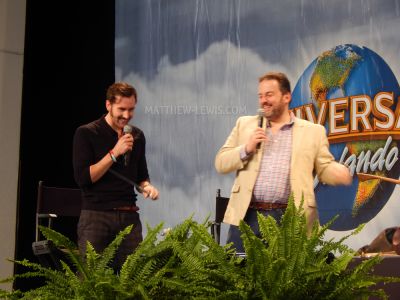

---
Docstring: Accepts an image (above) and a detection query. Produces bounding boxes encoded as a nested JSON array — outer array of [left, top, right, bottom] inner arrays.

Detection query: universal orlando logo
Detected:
[[291, 44, 400, 229], [293, 92, 400, 176]]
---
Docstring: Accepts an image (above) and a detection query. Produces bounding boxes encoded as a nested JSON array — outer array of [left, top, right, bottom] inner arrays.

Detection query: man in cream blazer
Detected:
[[215, 72, 351, 251]]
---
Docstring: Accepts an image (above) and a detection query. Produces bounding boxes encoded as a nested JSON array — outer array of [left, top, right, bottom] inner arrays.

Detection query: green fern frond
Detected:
[[38, 226, 88, 279], [258, 212, 280, 244], [39, 226, 76, 251], [119, 222, 164, 285], [97, 224, 133, 271], [84, 241, 101, 276]]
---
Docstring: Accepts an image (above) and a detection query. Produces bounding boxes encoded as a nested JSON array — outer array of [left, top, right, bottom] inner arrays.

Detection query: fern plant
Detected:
[[142, 218, 245, 299], [1, 194, 398, 299], [0, 220, 243, 300], [238, 194, 398, 300], [0, 224, 132, 300]]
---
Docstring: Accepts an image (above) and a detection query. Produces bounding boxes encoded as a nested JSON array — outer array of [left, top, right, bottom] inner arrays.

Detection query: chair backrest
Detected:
[[35, 181, 82, 241], [211, 189, 230, 245], [215, 189, 229, 223], [36, 181, 82, 217]]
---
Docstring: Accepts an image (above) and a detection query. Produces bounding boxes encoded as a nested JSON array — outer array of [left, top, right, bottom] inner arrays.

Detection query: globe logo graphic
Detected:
[[291, 44, 400, 231]]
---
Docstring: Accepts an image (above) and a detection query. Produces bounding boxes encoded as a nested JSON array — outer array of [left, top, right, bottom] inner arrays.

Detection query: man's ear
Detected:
[[106, 100, 111, 112], [284, 93, 292, 104]]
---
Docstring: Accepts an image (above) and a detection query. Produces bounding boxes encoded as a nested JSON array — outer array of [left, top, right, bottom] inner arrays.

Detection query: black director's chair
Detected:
[[32, 181, 82, 269], [210, 189, 229, 245]]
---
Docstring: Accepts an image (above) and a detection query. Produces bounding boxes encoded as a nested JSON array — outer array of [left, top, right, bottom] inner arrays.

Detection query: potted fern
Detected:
[[1, 195, 398, 299]]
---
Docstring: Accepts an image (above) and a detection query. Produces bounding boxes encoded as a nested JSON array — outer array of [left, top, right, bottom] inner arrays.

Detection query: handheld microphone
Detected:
[[256, 109, 264, 149], [123, 125, 133, 166]]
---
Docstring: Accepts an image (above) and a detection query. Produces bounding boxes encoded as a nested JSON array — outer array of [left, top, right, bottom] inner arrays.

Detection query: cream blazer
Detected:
[[215, 115, 344, 232]]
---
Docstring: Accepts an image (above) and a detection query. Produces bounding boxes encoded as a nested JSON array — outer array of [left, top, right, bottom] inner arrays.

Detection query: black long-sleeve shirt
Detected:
[[73, 116, 149, 210]]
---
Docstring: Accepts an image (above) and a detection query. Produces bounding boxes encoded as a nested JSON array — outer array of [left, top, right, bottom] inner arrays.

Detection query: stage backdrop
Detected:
[[116, 0, 400, 250]]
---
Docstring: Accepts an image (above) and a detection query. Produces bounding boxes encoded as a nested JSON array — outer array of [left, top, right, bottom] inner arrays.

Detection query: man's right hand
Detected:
[[245, 127, 267, 154]]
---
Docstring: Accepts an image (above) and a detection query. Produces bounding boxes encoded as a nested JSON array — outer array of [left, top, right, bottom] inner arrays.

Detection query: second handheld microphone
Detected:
[[123, 124, 133, 166], [256, 108, 264, 149]]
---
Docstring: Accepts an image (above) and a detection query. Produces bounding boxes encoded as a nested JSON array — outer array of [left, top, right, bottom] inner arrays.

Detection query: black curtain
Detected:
[[15, 0, 115, 290]]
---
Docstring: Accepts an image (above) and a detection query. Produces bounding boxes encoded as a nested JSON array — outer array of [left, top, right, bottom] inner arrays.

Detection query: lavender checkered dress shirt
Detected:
[[252, 118, 294, 204]]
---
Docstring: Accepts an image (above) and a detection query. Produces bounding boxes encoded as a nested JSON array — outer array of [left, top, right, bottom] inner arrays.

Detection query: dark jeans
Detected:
[[226, 207, 285, 253], [78, 209, 143, 272]]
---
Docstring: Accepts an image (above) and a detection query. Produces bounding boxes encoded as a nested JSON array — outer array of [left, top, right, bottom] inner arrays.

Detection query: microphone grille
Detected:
[[123, 124, 133, 134], [257, 108, 265, 116]]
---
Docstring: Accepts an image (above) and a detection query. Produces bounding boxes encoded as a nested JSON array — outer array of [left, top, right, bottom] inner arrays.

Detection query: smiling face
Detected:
[[258, 79, 291, 122], [105, 95, 136, 132]]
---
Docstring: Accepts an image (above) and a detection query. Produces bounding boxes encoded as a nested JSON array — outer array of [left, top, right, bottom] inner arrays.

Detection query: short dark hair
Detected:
[[258, 72, 291, 94], [106, 82, 137, 104]]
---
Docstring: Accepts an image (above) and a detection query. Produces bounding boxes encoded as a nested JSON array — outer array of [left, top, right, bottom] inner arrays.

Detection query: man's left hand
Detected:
[[142, 184, 159, 200]]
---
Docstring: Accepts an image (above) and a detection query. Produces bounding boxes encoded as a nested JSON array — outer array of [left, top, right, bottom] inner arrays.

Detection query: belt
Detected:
[[249, 202, 287, 210], [113, 205, 139, 212]]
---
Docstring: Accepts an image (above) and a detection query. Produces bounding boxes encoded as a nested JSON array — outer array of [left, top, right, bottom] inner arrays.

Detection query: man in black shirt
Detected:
[[73, 82, 159, 271]]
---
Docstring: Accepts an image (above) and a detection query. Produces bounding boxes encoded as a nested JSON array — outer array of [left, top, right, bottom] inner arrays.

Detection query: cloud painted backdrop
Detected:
[[116, 0, 400, 250]]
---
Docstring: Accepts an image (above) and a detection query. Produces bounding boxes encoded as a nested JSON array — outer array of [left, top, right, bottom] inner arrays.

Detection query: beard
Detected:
[[109, 109, 129, 128], [263, 99, 286, 121]]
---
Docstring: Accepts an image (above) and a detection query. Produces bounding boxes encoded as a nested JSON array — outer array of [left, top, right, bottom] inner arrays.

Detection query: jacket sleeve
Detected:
[[215, 118, 249, 174], [314, 125, 348, 186]]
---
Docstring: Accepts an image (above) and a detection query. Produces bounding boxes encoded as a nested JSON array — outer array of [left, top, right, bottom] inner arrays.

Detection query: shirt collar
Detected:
[[266, 111, 295, 129]]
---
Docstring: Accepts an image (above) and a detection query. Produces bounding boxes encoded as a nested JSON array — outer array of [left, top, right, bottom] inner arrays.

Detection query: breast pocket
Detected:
[[231, 184, 240, 193]]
